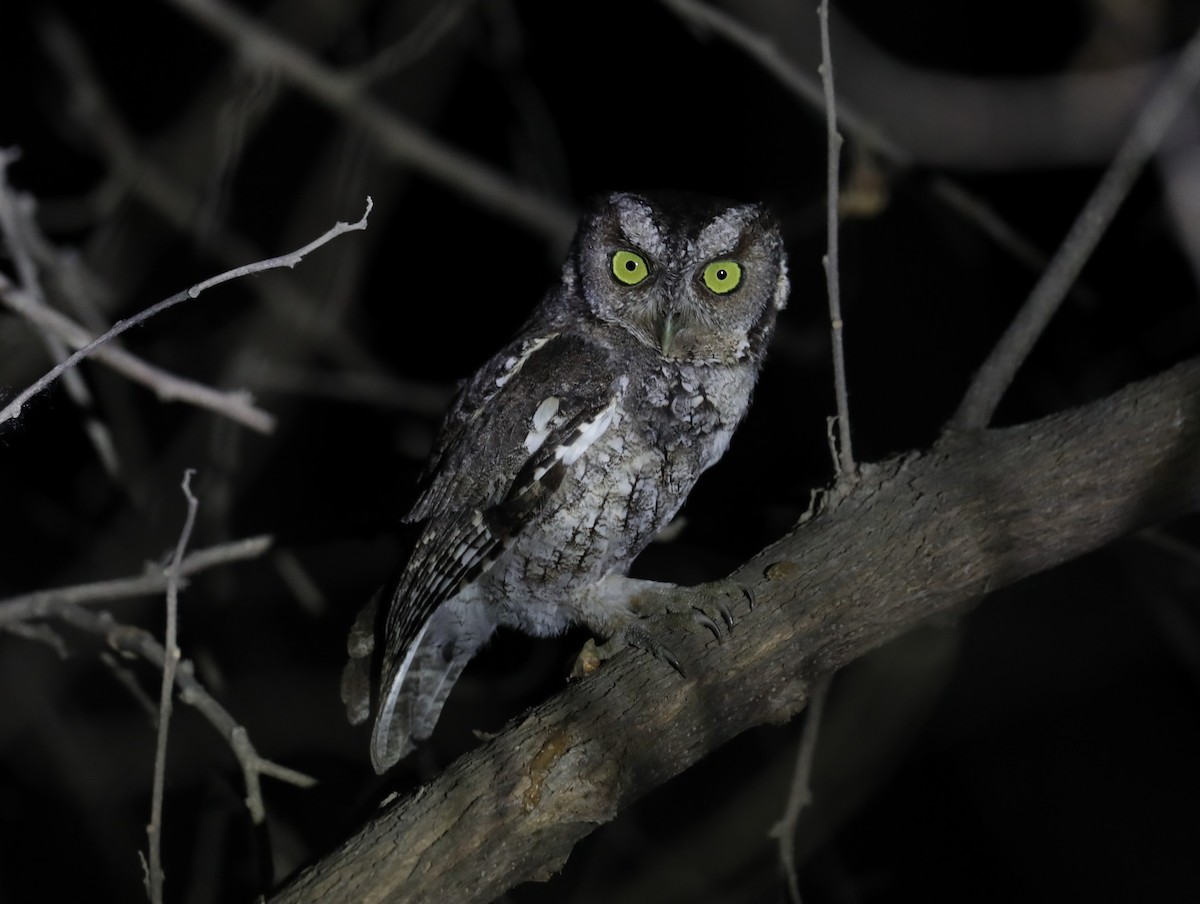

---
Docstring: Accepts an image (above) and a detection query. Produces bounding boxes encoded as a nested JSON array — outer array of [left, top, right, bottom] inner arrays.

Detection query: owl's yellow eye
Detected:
[[702, 260, 742, 294], [612, 250, 650, 285]]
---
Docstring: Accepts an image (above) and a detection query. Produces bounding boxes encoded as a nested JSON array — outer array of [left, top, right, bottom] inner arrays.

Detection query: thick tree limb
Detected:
[[273, 358, 1200, 904]]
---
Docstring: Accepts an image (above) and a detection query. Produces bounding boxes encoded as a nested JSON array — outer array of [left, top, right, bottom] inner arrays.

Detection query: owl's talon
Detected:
[[692, 610, 722, 641], [683, 581, 745, 639], [623, 624, 686, 677], [660, 646, 685, 678], [711, 579, 753, 615], [716, 597, 736, 631]]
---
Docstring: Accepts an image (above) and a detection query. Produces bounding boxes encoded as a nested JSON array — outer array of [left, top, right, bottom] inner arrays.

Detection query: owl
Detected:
[[343, 191, 790, 772]]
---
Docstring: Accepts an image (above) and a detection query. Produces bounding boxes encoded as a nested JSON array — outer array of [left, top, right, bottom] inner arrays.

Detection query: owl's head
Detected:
[[565, 191, 789, 365]]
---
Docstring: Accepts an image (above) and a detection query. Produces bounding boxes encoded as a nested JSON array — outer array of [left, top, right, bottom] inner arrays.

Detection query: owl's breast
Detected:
[[637, 361, 756, 475], [484, 357, 756, 630]]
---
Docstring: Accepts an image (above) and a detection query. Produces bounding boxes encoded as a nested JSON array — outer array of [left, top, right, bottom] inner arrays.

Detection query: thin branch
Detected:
[[162, 0, 576, 244], [145, 470, 200, 904], [657, 0, 902, 161], [38, 16, 399, 383], [0, 521, 313, 862], [769, 673, 833, 904], [0, 152, 122, 472], [0, 534, 273, 626], [0, 273, 276, 433], [100, 650, 161, 721], [655, 0, 1065, 291], [952, 20, 1200, 429], [818, 0, 853, 477], [0, 198, 372, 430], [4, 621, 70, 658], [53, 604, 317, 803]]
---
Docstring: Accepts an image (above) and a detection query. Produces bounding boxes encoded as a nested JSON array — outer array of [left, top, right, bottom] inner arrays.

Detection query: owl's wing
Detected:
[[406, 328, 567, 521], [369, 331, 625, 770]]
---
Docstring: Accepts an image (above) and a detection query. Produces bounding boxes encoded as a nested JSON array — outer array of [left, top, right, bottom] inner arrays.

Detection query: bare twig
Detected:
[[3, 621, 70, 657], [817, 0, 853, 477], [952, 21, 1200, 429], [0, 272, 276, 433], [0, 517, 312, 885], [100, 651, 161, 720], [768, 8, 844, 889], [0, 152, 122, 472], [655, 0, 1065, 289], [657, 0, 901, 161], [145, 470, 200, 904], [162, 0, 576, 244], [769, 673, 833, 904], [53, 604, 317, 804], [0, 198, 372, 429], [39, 17, 397, 382], [0, 535, 273, 626]]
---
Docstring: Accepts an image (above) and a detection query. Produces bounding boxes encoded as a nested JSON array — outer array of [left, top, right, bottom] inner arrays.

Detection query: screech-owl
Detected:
[[343, 191, 790, 772]]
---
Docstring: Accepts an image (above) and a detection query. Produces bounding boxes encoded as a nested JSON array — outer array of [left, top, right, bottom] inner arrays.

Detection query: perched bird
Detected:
[[343, 191, 790, 772]]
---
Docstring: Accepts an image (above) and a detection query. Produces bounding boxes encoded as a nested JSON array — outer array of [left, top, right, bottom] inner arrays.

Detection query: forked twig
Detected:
[[0, 198, 372, 429], [0, 535, 274, 626], [144, 471, 200, 904]]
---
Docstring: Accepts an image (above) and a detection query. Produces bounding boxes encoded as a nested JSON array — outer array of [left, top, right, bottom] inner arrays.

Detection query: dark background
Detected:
[[2, 1, 1200, 901]]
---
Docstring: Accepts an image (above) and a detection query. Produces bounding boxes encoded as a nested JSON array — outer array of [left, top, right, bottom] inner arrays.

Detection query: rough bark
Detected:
[[272, 357, 1200, 904]]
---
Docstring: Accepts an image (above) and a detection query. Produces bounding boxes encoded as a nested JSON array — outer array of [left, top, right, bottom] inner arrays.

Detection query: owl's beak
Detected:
[[658, 311, 679, 356]]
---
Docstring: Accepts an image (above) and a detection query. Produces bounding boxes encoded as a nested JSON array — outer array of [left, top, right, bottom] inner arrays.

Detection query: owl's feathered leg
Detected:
[[370, 591, 497, 773]]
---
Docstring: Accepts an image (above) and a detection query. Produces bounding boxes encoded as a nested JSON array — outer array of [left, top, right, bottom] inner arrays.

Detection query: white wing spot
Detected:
[[496, 333, 558, 388], [556, 398, 617, 467], [523, 395, 561, 453]]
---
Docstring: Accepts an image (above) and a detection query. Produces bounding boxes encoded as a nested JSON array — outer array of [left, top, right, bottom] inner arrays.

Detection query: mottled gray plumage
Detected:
[[343, 191, 789, 772]]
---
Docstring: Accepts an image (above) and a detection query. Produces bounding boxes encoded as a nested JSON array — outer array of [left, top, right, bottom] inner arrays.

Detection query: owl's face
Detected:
[[567, 192, 789, 365]]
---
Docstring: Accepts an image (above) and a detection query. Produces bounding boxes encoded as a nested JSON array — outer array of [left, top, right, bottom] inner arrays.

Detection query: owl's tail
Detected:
[[369, 595, 496, 773]]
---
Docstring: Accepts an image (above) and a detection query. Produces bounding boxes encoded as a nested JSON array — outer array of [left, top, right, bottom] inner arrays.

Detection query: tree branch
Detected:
[[0, 272, 276, 433], [953, 16, 1200, 429], [162, 0, 576, 244], [273, 358, 1200, 903], [817, 0, 853, 477], [0, 199, 371, 429], [0, 535, 273, 626], [144, 470, 199, 904]]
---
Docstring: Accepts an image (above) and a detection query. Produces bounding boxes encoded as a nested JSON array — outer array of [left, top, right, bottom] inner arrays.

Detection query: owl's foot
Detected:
[[633, 577, 751, 642], [571, 577, 753, 678]]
